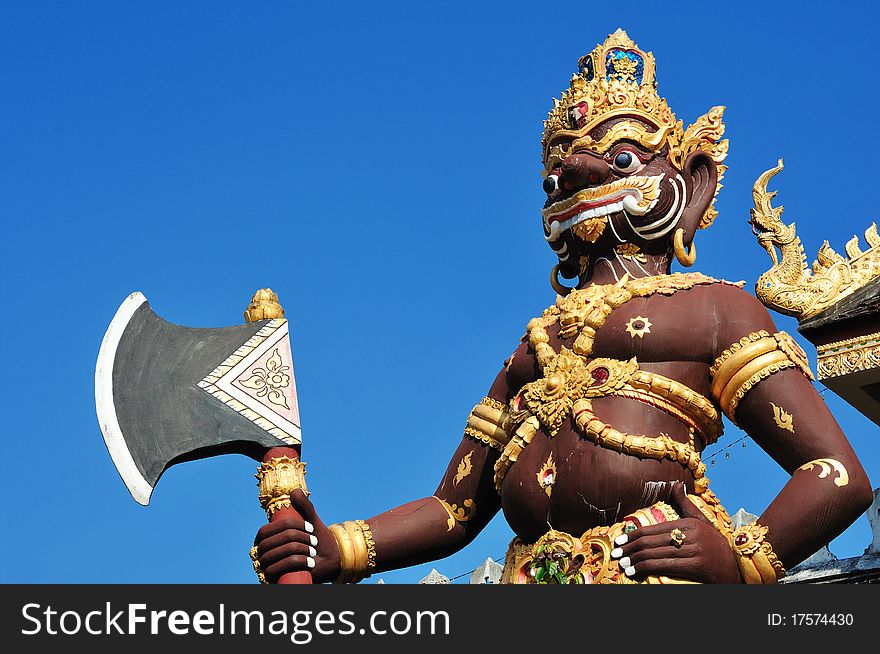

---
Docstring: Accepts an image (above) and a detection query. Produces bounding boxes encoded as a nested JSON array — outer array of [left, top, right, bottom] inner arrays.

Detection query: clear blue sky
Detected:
[[2, 1, 879, 584]]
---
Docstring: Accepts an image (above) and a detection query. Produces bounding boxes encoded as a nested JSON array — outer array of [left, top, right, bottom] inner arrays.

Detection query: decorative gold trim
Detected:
[[774, 332, 814, 380], [249, 546, 268, 584], [433, 496, 476, 532], [725, 360, 796, 421], [770, 403, 794, 433], [817, 331, 880, 380], [501, 499, 724, 584], [798, 458, 849, 487], [256, 457, 308, 519], [494, 417, 540, 492]]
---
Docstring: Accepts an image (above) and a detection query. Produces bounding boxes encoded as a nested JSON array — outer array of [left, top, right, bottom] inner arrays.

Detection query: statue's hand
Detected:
[[612, 483, 743, 584], [253, 490, 341, 584]]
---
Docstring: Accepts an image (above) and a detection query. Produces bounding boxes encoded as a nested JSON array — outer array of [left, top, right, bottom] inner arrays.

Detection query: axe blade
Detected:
[[95, 292, 302, 505]]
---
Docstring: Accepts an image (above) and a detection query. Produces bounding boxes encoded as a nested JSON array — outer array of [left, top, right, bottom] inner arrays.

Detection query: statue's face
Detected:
[[542, 117, 685, 272]]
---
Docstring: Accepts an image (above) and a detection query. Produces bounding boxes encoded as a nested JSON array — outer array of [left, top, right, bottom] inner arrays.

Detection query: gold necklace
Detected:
[[527, 272, 731, 369]]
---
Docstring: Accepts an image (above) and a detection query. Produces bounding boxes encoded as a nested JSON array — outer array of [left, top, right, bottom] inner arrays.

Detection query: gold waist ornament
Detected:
[[501, 495, 731, 584]]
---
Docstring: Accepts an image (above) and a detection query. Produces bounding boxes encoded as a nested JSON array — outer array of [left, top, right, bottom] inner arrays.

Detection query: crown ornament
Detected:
[[542, 29, 729, 229]]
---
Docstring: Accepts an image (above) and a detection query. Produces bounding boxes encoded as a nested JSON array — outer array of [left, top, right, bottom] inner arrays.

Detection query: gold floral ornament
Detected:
[[770, 403, 794, 433], [798, 458, 849, 487], [434, 497, 476, 532], [238, 349, 291, 410], [256, 456, 308, 518], [537, 453, 557, 497], [625, 316, 652, 339], [453, 451, 474, 487], [522, 347, 591, 435]]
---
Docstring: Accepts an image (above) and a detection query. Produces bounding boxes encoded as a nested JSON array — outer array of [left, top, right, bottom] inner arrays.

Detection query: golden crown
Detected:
[[542, 29, 729, 228]]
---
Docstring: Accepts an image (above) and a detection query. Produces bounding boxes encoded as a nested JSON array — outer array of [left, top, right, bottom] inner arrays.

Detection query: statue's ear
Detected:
[[675, 150, 718, 246]]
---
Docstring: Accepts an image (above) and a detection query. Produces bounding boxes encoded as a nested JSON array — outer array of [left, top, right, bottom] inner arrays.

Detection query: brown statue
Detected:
[[252, 30, 873, 584]]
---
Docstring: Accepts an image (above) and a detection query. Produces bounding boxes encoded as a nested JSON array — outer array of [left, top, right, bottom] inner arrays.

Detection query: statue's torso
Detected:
[[499, 276, 736, 542]]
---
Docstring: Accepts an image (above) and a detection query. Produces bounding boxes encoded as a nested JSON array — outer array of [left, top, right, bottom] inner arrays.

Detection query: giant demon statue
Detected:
[[252, 30, 872, 584]]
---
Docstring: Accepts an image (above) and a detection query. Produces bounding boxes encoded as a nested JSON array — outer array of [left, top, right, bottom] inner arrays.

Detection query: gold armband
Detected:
[[729, 523, 786, 584], [329, 520, 377, 584], [711, 331, 814, 421], [464, 397, 513, 451]]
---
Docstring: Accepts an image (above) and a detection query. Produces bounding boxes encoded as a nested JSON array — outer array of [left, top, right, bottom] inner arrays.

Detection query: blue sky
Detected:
[[2, 1, 879, 584]]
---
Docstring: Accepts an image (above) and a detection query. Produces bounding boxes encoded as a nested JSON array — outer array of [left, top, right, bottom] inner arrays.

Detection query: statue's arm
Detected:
[[254, 340, 538, 583], [713, 289, 873, 574], [359, 341, 538, 577]]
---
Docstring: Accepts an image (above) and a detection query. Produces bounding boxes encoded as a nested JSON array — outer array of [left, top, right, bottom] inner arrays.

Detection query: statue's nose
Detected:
[[560, 153, 610, 191]]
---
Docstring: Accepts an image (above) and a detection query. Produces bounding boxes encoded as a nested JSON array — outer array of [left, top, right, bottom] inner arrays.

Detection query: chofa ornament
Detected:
[[750, 160, 880, 321]]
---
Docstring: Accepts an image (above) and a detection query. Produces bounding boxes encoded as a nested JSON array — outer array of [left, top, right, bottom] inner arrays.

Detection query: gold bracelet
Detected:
[[464, 397, 512, 451], [329, 520, 376, 583], [249, 546, 268, 585], [729, 523, 786, 584]]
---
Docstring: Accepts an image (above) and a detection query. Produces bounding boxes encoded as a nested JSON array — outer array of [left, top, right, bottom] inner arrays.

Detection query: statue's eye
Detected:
[[543, 174, 560, 197], [611, 150, 641, 174]]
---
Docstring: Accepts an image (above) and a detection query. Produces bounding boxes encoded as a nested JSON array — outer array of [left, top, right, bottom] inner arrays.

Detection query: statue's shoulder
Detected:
[[683, 274, 779, 347]]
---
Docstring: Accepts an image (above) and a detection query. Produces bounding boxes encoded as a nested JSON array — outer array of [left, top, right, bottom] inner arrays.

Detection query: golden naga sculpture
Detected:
[[750, 160, 880, 321]]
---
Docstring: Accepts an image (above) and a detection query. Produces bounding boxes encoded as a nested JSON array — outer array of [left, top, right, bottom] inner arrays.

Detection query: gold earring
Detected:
[[550, 264, 576, 296], [673, 228, 696, 267]]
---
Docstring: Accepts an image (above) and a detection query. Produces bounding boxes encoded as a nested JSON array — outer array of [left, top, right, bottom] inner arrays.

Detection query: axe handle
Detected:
[[263, 446, 313, 585]]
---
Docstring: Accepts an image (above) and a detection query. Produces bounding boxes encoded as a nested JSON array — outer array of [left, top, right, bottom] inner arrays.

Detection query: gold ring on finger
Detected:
[[670, 528, 686, 548]]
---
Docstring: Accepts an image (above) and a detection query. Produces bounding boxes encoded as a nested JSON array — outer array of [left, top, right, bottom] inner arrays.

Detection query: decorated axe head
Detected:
[[95, 291, 302, 505]]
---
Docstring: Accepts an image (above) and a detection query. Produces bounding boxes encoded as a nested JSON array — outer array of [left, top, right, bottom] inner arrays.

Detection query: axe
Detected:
[[95, 288, 312, 584]]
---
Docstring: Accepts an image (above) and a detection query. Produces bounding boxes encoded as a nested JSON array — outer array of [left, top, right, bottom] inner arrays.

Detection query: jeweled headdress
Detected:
[[542, 29, 728, 228]]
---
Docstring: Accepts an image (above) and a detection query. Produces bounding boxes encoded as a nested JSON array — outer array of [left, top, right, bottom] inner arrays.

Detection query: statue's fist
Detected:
[[253, 490, 341, 584]]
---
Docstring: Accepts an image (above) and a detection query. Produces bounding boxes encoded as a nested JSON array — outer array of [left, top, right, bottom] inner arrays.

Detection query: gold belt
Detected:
[[500, 495, 731, 584]]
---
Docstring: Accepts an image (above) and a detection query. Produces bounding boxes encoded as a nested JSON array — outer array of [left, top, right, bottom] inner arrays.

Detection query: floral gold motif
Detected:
[[615, 243, 647, 263], [453, 451, 474, 487], [434, 497, 476, 532], [522, 347, 590, 435], [537, 453, 557, 497], [625, 316, 652, 339], [770, 403, 794, 433], [798, 458, 849, 488]]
